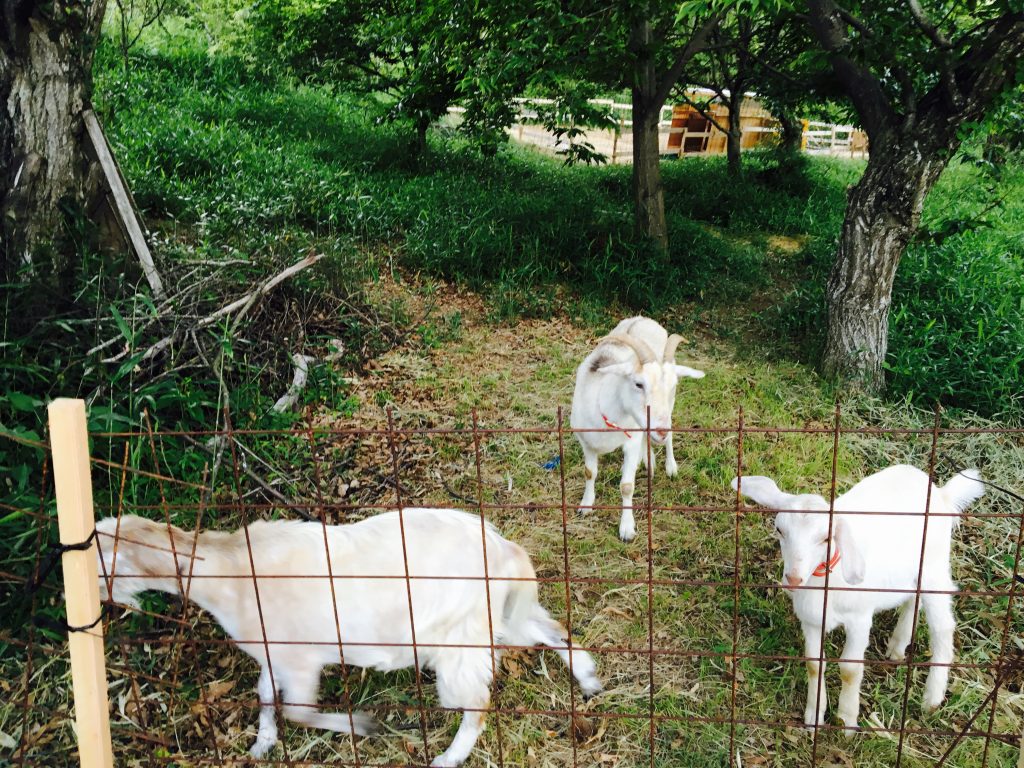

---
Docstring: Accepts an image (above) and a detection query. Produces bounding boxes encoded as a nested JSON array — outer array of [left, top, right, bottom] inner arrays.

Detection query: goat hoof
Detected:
[[581, 681, 603, 702], [885, 641, 906, 661], [618, 529, 635, 543], [249, 737, 276, 758], [352, 711, 380, 736]]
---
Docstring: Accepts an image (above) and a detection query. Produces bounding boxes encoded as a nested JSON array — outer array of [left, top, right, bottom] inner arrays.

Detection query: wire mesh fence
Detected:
[[2, 403, 1023, 767]]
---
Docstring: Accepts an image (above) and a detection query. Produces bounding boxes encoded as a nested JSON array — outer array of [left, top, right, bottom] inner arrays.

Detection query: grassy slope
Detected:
[[2, 44, 1024, 768]]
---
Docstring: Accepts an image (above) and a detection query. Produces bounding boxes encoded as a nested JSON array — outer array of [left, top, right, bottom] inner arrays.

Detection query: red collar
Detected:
[[812, 547, 842, 577], [602, 414, 633, 438]]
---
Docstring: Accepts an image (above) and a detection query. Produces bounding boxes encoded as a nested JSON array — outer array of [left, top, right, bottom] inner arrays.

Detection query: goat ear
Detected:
[[836, 518, 866, 585], [673, 365, 705, 379], [595, 360, 638, 376], [731, 475, 794, 508]]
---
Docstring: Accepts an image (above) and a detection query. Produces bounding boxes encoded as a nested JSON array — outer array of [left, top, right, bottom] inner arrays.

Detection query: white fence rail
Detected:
[[446, 98, 866, 163]]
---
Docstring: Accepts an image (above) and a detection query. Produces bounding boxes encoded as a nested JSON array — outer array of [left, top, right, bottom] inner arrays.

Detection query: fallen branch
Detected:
[[183, 435, 314, 521], [109, 252, 323, 365], [272, 354, 316, 413], [84, 109, 165, 300]]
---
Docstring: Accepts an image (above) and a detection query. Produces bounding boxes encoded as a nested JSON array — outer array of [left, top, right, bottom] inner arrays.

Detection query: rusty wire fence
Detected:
[[3, 404, 1024, 767]]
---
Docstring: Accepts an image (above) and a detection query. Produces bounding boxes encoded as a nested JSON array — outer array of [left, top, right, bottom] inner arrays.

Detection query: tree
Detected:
[[110, 0, 174, 81], [624, 4, 721, 248], [1, 0, 108, 286], [677, 13, 760, 175], [249, 0, 533, 160], [806, 0, 1024, 390]]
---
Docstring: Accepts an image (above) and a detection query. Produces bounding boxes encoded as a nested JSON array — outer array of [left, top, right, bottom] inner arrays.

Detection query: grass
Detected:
[[2, 33, 1024, 768], [6, 288, 1021, 768]]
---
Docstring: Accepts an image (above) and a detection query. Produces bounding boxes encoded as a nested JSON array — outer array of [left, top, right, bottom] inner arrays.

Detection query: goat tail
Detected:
[[500, 541, 540, 637], [941, 468, 985, 520]]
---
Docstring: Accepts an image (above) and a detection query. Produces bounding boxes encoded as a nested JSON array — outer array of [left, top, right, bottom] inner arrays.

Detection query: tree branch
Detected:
[[652, 12, 724, 112], [905, 0, 952, 48], [807, 0, 896, 138], [674, 91, 728, 135]]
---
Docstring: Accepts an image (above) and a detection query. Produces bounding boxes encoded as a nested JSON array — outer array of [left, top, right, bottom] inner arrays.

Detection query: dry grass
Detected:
[[3, 277, 1023, 768]]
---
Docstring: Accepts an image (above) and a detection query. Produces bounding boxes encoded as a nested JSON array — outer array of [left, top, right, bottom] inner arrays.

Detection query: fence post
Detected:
[[48, 398, 114, 768]]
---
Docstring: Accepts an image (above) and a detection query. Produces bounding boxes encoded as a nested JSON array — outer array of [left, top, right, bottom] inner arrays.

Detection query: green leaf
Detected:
[[6, 392, 43, 413], [110, 304, 134, 343]]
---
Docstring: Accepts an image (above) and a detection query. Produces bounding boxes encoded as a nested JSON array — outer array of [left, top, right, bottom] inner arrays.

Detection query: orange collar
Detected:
[[602, 414, 633, 439], [813, 547, 842, 578]]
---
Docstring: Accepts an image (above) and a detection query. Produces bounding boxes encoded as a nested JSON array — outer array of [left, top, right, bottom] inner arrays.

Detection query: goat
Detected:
[[570, 316, 704, 541], [95, 509, 602, 767], [731, 465, 984, 733]]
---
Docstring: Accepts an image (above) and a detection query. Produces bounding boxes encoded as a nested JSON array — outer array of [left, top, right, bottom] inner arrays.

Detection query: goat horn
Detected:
[[598, 333, 657, 365], [663, 333, 685, 362]]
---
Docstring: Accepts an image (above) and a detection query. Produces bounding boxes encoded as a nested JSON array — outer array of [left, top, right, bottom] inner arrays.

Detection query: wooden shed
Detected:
[[665, 95, 779, 156]]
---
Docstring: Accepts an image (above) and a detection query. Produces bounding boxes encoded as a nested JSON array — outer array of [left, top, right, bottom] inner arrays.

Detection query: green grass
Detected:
[[92, 43, 1024, 419], [7, 310, 1021, 767]]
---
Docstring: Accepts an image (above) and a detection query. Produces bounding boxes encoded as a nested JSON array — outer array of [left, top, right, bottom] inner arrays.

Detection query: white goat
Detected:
[[570, 316, 704, 541], [96, 509, 601, 767], [731, 465, 984, 733]]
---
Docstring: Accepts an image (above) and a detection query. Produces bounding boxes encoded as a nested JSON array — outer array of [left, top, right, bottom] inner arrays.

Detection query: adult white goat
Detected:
[[731, 465, 984, 733], [96, 509, 601, 767], [571, 316, 704, 541]]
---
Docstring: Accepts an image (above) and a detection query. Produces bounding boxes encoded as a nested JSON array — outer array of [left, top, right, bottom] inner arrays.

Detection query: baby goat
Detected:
[[96, 509, 601, 767], [570, 316, 704, 541], [731, 465, 984, 733]]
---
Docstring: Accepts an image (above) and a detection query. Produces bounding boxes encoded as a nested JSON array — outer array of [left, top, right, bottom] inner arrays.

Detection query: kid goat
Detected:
[[571, 316, 704, 541], [732, 465, 984, 733], [96, 509, 601, 767]]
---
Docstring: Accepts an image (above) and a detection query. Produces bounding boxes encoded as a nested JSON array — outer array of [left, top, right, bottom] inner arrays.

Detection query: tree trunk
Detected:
[[413, 115, 429, 160], [821, 135, 947, 389], [630, 13, 668, 251], [725, 92, 744, 176], [778, 112, 803, 153], [0, 0, 108, 288]]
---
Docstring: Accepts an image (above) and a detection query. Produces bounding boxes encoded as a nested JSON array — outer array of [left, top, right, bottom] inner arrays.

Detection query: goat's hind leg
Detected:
[[886, 598, 916, 661], [431, 649, 495, 767], [921, 591, 955, 712]]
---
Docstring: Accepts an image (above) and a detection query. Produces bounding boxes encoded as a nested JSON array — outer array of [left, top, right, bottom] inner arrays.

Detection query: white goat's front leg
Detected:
[[836, 618, 871, 734], [664, 429, 678, 477], [431, 649, 493, 767], [802, 622, 827, 729], [886, 598, 915, 661], [921, 592, 955, 712], [279, 659, 378, 736], [578, 444, 599, 513], [250, 666, 279, 758], [618, 438, 642, 542]]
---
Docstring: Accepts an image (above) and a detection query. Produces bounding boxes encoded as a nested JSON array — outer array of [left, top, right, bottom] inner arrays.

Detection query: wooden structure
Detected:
[[665, 97, 778, 156], [472, 91, 870, 164]]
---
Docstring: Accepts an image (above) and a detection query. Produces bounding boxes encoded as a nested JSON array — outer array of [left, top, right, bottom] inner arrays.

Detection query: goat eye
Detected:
[[634, 381, 644, 389]]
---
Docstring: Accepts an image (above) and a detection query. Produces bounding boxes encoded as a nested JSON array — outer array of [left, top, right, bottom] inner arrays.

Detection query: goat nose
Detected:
[[655, 428, 669, 440], [785, 574, 803, 588]]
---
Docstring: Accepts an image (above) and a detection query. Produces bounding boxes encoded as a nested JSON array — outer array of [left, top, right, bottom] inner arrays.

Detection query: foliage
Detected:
[[246, 0, 544, 155], [759, 157, 1024, 419]]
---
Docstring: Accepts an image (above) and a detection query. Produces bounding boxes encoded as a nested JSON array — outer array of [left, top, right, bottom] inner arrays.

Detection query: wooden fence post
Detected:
[[48, 399, 114, 768]]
